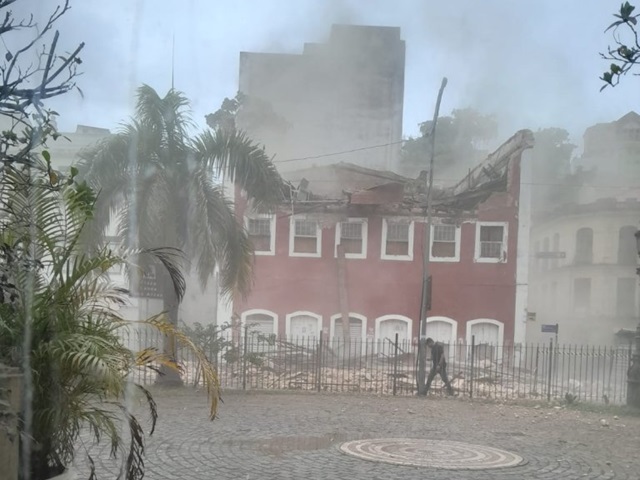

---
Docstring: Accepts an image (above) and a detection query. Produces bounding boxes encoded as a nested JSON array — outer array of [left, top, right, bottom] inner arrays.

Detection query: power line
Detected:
[[280, 178, 640, 190], [274, 139, 407, 164]]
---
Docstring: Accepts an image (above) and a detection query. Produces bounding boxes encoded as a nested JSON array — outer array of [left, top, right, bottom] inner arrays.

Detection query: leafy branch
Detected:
[[601, 2, 640, 89]]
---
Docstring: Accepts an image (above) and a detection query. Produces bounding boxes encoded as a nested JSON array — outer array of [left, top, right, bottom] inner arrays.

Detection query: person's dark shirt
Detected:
[[431, 342, 445, 367]]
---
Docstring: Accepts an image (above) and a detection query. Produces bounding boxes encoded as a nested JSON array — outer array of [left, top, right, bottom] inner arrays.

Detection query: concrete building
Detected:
[[527, 112, 640, 346], [237, 24, 405, 172], [528, 200, 639, 346], [232, 130, 534, 352], [45, 124, 111, 169]]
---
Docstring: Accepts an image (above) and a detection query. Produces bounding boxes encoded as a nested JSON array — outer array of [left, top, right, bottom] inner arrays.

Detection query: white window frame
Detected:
[[429, 224, 461, 262], [426, 316, 458, 342], [329, 313, 367, 343], [474, 221, 508, 263], [374, 314, 413, 353], [240, 309, 278, 336], [245, 214, 276, 256], [334, 218, 368, 259], [285, 311, 322, 338], [381, 218, 414, 261], [466, 318, 505, 362], [289, 216, 322, 258], [426, 316, 458, 362]]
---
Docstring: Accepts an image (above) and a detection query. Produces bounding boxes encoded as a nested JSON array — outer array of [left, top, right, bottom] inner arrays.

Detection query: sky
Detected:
[[24, 0, 640, 152]]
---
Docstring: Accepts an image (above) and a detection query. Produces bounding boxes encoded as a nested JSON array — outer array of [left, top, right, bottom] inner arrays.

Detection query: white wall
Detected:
[[528, 208, 639, 345]]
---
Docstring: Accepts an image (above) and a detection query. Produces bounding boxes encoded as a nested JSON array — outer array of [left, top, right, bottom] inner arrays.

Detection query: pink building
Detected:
[[232, 130, 534, 350]]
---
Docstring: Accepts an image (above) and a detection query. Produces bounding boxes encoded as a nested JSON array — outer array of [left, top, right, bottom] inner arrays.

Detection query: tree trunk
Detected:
[[155, 269, 183, 386]]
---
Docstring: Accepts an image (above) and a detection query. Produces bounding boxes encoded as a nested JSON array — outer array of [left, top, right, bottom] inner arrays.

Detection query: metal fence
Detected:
[[120, 327, 634, 406]]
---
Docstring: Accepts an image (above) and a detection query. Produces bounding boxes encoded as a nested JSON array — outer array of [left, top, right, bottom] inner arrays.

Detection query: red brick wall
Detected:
[[233, 155, 522, 344]]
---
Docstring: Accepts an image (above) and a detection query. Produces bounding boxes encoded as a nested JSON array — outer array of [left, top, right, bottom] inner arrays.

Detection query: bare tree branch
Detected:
[[0, 0, 83, 171]]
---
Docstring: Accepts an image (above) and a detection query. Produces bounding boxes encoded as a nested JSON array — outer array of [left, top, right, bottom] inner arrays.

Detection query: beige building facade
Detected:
[[527, 112, 640, 346]]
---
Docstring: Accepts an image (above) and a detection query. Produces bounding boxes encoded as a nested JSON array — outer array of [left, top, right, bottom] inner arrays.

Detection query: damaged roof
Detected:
[[284, 129, 534, 214]]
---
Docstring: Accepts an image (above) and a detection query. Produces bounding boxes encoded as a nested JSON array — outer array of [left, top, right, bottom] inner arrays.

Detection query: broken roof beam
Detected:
[[350, 182, 405, 205], [448, 129, 534, 197]]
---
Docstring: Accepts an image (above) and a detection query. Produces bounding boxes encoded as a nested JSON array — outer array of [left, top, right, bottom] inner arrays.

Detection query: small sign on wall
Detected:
[[526, 312, 536, 322], [541, 323, 559, 334]]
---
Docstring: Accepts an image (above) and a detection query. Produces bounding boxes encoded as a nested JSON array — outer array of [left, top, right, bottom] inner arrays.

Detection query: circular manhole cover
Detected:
[[339, 438, 524, 470]]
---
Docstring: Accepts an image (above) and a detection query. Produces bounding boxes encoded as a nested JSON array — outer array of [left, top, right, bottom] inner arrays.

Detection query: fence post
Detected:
[[393, 333, 399, 396], [242, 325, 248, 390], [316, 333, 323, 392], [470, 335, 475, 399], [533, 345, 540, 396], [547, 338, 553, 402]]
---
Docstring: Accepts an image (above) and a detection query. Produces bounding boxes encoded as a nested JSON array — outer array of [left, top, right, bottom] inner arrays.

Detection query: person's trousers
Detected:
[[425, 364, 454, 395]]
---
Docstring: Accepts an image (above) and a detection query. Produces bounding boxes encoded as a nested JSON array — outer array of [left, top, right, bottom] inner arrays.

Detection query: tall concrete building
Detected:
[[238, 24, 405, 172]]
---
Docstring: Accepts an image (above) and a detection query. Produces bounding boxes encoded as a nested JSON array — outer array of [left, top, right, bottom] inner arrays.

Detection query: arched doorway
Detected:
[[466, 319, 504, 362], [241, 309, 278, 352], [286, 311, 322, 340], [426, 316, 458, 362], [375, 315, 412, 353], [330, 313, 367, 356]]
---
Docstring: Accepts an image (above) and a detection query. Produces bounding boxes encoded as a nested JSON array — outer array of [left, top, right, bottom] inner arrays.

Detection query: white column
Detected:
[[514, 149, 533, 346]]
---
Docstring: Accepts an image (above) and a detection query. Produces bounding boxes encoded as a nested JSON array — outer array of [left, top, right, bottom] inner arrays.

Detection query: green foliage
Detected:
[[399, 108, 498, 177], [181, 321, 274, 374], [531, 128, 575, 179], [530, 128, 576, 212], [0, 167, 220, 479], [78, 85, 288, 302], [601, 2, 640, 89]]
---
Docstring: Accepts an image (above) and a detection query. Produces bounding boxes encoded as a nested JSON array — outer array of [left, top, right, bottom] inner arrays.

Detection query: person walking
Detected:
[[425, 337, 454, 395]]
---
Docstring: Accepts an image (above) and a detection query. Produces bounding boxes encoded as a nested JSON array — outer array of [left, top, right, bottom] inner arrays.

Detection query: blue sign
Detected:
[[541, 324, 558, 334]]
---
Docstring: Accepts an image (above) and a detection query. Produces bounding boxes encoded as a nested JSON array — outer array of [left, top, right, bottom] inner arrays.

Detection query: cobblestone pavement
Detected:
[[78, 389, 640, 480]]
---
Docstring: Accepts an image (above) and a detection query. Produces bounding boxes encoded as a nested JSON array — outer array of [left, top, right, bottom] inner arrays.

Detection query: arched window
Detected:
[[426, 316, 457, 345], [466, 319, 504, 362], [330, 313, 367, 356], [241, 310, 278, 352], [242, 310, 278, 337], [285, 311, 322, 340], [426, 316, 458, 362], [552, 233, 560, 268], [575, 228, 593, 264], [374, 315, 412, 353], [618, 225, 637, 265]]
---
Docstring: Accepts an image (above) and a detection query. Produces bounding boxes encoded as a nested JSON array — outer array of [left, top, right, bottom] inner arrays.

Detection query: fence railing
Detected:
[[119, 327, 633, 406]]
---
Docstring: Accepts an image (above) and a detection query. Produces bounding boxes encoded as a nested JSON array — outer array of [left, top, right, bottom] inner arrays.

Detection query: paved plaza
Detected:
[[80, 389, 640, 479]]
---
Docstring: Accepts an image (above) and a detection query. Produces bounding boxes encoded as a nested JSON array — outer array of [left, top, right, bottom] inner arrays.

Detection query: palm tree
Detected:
[[0, 166, 221, 480], [77, 85, 287, 382]]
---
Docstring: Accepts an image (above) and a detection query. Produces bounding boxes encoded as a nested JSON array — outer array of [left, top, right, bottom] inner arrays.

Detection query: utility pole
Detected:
[[417, 77, 448, 396]]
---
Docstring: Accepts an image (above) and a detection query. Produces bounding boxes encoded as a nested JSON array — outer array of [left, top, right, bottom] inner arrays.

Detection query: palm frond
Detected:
[[192, 128, 288, 211], [140, 314, 221, 419], [188, 169, 253, 296], [1, 163, 227, 479], [117, 407, 146, 480], [135, 384, 158, 436], [128, 246, 187, 303], [135, 84, 193, 158]]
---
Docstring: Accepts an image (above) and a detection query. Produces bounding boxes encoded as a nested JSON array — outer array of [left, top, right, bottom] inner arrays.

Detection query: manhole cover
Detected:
[[339, 438, 525, 470]]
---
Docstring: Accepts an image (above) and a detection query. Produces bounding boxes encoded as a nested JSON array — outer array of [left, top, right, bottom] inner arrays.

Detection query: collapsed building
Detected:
[[230, 130, 534, 354]]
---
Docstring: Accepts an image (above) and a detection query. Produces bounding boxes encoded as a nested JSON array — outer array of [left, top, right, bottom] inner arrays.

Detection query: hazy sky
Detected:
[[30, 0, 640, 151]]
